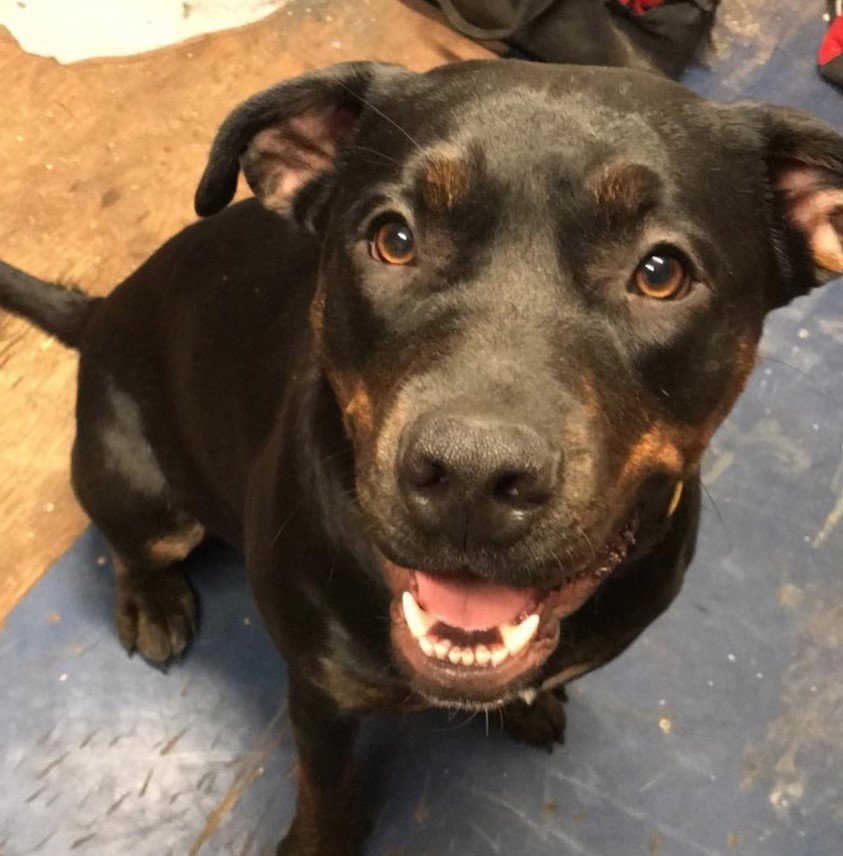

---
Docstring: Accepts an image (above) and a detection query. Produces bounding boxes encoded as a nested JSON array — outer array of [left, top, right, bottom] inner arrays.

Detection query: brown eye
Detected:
[[370, 218, 416, 265], [632, 252, 690, 300]]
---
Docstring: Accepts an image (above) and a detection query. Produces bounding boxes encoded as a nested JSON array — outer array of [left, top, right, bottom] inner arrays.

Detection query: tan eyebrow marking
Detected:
[[590, 161, 662, 223], [422, 155, 471, 212]]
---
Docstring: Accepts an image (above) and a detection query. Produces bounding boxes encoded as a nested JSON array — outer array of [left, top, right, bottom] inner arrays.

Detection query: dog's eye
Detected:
[[632, 251, 690, 300], [370, 218, 416, 265]]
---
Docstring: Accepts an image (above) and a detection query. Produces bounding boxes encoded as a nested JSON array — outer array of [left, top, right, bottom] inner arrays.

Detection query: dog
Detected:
[[2, 60, 842, 854]]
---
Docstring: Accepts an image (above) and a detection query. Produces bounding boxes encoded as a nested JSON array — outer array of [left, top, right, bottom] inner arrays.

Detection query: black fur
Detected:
[[0, 260, 99, 347]]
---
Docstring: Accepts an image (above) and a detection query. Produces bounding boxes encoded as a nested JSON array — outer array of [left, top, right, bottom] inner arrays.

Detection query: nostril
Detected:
[[494, 472, 526, 503], [492, 471, 536, 509], [405, 456, 448, 491], [492, 467, 555, 510]]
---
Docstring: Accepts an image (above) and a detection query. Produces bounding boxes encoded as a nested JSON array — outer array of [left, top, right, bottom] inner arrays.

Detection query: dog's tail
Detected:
[[0, 260, 101, 348]]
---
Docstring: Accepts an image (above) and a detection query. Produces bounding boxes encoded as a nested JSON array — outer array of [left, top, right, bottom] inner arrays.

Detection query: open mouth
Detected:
[[383, 517, 637, 705]]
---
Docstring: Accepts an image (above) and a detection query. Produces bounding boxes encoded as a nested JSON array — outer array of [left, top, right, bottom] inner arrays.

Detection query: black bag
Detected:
[[428, 0, 720, 79]]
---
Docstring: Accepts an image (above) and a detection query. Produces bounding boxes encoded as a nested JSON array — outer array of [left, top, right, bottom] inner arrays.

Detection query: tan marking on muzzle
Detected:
[[342, 382, 374, 440], [580, 371, 601, 417], [695, 334, 760, 451], [325, 368, 376, 443], [375, 393, 412, 472], [619, 423, 685, 484], [620, 334, 760, 487], [309, 287, 326, 342], [733, 335, 759, 395]]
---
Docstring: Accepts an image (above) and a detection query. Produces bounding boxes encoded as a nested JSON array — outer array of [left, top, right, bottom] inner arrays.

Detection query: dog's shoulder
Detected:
[[85, 199, 318, 352]]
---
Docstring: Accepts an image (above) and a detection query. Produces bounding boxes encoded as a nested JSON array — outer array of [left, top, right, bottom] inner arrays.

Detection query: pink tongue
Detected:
[[414, 572, 535, 631]]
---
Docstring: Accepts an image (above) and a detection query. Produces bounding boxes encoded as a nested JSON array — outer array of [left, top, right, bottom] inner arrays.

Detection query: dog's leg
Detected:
[[71, 370, 204, 663], [278, 674, 363, 856], [84, 503, 203, 664], [108, 524, 203, 664], [79, 492, 203, 665], [500, 685, 568, 751]]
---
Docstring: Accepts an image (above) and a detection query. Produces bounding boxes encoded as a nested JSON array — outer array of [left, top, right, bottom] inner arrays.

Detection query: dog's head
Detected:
[[197, 61, 843, 706]]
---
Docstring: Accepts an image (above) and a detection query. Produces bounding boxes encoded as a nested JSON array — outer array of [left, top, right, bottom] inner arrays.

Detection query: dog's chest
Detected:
[[316, 651, 425, 713]]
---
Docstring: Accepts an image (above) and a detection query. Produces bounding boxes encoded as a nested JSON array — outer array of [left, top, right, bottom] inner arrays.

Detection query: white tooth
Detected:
[[474, 645, 491, 667], [500, 614, 540, 657], [448, 647, 463, 664], [490, 645, 509, 667], [402, 591, 436, 639], [461, 648, 475, 667], [420, 636, 435, 657], [434, 638, 451, 659]]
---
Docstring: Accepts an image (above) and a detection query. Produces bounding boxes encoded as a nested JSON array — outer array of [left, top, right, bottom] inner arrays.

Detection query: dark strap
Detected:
[[437, 0, 553, 40], [431, 0, 720, 80]]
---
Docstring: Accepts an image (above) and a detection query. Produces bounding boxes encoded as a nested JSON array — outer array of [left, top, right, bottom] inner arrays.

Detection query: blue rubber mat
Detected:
[[2, 6, 842, 856]]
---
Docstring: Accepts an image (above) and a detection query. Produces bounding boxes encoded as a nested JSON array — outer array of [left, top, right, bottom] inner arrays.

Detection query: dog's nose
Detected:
[[399, 412, 559, 548]]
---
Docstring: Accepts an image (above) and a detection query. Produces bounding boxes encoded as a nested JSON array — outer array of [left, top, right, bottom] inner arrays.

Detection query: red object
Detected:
[[619, 0, 666, 15], [415, 571, 535, 631], [819, 15, 843, 66]]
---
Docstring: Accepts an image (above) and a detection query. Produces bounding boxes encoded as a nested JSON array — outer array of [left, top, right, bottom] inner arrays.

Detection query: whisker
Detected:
[[573, 521, 597, 561], [700, 479, 732, 553], [335, 80, 422, 150], [441, 710, 480, 731], [270, 501, 302, 547], [758, 354, 842, 408], [548, 549, 566, 576], [346, 144, 402, 167], [319, 447, 354, 466]]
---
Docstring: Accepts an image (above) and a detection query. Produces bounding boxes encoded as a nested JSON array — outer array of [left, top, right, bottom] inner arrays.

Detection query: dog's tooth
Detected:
[[448, 647, 463, 665], [434, 638, 451, 660], [401, 591, 435, 639], [490, 645, 509, 667], [474, 645, 491, 667], [460, 648, 475, 667], [419, 636, 435, 657], [500, 614, 540, 657]]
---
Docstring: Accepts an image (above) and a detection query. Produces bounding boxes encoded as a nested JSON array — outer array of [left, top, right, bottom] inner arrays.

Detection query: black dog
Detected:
[[2, 60, 842, 854]]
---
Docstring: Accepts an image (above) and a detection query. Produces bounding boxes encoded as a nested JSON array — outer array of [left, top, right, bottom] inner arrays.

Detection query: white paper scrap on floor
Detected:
[[0, 0, 289, 64]]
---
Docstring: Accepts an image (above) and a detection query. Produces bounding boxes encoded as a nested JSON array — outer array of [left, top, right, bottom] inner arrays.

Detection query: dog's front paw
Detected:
[[501, 687, 567, 751], [115, 569, 196, 665]]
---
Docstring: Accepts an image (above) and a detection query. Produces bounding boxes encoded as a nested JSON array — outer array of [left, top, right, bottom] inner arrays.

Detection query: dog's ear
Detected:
[[195, 62, 412, 225], [746, 105, 843, 306]]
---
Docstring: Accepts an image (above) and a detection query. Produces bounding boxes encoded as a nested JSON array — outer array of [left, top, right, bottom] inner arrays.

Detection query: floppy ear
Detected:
[[755, 106, 843, 305], [195, 62, 412, 225]]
